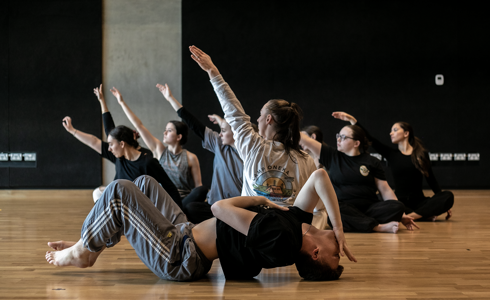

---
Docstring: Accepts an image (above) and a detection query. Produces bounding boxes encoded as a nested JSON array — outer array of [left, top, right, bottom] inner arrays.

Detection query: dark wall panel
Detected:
[[183, 1, 489, 189], [3, 0, 102, 188], [0, 2, 9, 186]]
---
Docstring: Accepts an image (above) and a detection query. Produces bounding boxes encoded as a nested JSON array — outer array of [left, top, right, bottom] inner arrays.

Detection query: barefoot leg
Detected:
[[373, 221, 399, 234], [47, 240, 77, 251], [45, 239, 102, 268]]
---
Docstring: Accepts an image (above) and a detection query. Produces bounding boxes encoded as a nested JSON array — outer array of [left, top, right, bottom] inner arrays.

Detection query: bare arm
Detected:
[[62, 117, 102, 154], [293, 169, 357, 262], [331, 111, 357, 125], [187, 152, 203, 187], [156, 83, 182, 112], [299, 132, 322, 159], [211, 196, 288, 236], [94, 84, 109, 113], [375, 178, 398, 200], [110, 87, 165, 157]]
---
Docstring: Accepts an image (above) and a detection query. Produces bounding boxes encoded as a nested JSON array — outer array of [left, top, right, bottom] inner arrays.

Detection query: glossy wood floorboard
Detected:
[[0, 189, 489, 300]]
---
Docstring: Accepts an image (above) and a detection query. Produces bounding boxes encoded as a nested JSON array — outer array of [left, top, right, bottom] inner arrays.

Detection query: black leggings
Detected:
[[402, 191, 454, 218], [181, 185, 209, 216], [329, 199, 405, 233]]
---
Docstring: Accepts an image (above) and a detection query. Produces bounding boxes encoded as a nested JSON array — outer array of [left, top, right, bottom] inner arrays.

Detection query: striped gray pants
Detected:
[[81, 175, 212, 281]]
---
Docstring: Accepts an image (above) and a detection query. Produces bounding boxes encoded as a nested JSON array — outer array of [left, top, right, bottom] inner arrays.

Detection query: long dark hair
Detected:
[[266, 99, 307, 162], [168, 121, 189, 145], [344, 125, 371, 154], [396, 122, 430, 177], [109, 125, 139, 148]]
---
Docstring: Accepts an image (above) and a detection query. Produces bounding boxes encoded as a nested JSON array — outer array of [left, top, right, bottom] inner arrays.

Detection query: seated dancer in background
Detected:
[[332, 111, 454, 221], [156, 83, 246, 223], [62, 117, 181, 207], [46, 170, 356, 281], [300, 123, 418, 233], [109, 87, 208, 210], [91, 84, 153, 201], [188, 46, 329, 229]]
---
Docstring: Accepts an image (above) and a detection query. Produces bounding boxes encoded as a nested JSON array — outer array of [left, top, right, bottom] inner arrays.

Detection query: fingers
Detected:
[[411, 221, 420, 229], [343, 245, 357, 262]]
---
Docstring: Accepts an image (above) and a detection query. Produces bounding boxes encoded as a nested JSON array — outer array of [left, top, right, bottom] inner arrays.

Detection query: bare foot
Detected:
[[47, 240, 77, 251], [373, 221, 399, 234], [46, 239, 94, 268], [445, 209, 452, 220]]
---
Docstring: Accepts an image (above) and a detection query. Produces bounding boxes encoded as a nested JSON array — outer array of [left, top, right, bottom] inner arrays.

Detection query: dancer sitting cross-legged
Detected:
[[300, 124, 419, 233], [46, 170, 356, 282], [332, 111, 454, 221]]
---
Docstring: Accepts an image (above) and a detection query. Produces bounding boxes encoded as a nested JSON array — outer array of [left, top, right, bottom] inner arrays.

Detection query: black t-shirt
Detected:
[[356, 122, 442, 203], [100, 141, 181, 204], [215, 206, 312, 280], [319, 144, 385, 203]]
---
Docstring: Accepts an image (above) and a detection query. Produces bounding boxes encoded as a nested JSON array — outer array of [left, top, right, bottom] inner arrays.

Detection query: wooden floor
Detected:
[[0, 190, 489, 300]]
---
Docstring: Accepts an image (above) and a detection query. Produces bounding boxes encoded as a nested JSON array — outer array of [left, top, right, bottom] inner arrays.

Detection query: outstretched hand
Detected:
[[94, 84, 104, 102], [401, 214, 420, 231], [189, 46, 220, 78], [156, 83, 173, 101], [110, 87, 124, 104], [62, 116, 74, 133], [333, 228, 357, 262], [332, 112, 357, 125]]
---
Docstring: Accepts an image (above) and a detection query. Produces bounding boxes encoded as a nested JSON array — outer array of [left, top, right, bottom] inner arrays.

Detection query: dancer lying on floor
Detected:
[[46, 171, 356, 282]]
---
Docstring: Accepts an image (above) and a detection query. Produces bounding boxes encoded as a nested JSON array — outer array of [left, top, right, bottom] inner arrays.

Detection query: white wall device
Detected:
[[435, 74, 444, 85]]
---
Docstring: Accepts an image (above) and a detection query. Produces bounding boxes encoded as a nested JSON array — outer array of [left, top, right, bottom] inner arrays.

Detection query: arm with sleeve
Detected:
[[102, 112, 116, 137], [210, 74, 262, 160], [356, 122, 393, 159]]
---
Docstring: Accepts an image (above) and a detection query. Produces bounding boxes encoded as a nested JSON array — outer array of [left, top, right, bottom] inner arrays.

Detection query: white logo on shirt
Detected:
[[360, 165, 370, 176]]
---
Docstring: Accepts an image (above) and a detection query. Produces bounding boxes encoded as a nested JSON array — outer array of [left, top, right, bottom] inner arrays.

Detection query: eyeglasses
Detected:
[[336, 133, 355, 141]]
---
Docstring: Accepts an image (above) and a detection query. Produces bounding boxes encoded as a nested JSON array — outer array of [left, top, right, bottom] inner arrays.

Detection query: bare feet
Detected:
[[373, 221, 399, 233], [46, 239, 101, 268], [445, 209, 452, 220], [47, 240, 77, 251]]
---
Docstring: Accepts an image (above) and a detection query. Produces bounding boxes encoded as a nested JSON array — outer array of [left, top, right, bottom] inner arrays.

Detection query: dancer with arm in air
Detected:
[[46, 169, 356, 281], [300, 124, 418, 233], [156, 83, 244, 223], [91, 84, 153, 201], [332, 112, 454, 221], [61, 117, 181, 206], [109, 87, 208, 209]]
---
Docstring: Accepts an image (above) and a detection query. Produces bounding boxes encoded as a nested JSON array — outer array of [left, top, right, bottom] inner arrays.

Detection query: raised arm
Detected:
[[156, 83, 182, 111], [211, 196, 288, 236], [299, 132, 322, 159], [94, 84, 109, 114], [189, 45, 262, 159], [293, 169, 356, 262], [62, 116, 102, 154], [110, 87, 165, 158]]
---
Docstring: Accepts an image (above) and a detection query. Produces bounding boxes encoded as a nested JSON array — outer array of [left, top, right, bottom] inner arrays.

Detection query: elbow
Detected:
[[211, 202, 223, 219]]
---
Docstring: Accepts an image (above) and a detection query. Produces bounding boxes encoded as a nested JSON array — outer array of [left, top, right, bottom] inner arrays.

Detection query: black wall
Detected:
[[182, 1, 490, 189], [1, 0, 102, 188]]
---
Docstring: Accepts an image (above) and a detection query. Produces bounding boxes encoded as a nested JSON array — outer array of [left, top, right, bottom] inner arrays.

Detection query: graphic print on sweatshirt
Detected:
[[252, 167, 294, 202]]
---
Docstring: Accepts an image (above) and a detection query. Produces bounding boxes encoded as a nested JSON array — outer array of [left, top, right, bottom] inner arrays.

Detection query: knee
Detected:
[[311, 168, 329, 181], [109, 179, 136, 191]]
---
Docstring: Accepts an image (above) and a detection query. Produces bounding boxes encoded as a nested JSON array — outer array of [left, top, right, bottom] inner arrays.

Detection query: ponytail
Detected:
[[266, 99, 307, 163], [396, 122, 430, 177]]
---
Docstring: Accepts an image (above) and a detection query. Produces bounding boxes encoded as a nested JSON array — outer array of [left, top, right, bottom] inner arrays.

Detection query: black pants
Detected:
[[181, 185, 209, 215], [329, 199, 405, 233], [185, 202, 214, 224], [402, 191, 454, 218]]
